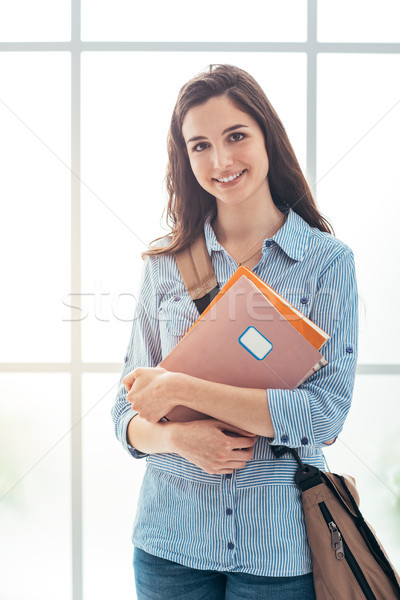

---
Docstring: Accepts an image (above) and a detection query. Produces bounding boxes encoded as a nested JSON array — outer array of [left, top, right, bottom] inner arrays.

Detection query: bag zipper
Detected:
[[318, 502, 377, 600], [327, 520, 345, 559]]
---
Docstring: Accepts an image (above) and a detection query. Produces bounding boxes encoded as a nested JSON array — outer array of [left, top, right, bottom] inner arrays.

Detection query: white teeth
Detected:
[[217, 170, 244, 183]]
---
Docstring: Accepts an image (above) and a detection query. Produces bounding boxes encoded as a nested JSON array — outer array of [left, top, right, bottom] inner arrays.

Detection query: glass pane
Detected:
[[0, 53, 71, 362], [82, 0, 307, 42], [326, 375, 400, 571], [82, 373, 146, 598], [81, 52, 306, 362], [0, 373, 71, 600], [316, 54, 400, 363], [0, 0, 70, 41], [318, 0, 400, 42]]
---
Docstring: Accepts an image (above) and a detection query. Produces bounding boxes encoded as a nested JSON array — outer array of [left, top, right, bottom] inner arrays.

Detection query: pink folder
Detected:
[[160, 272, 328, 422]]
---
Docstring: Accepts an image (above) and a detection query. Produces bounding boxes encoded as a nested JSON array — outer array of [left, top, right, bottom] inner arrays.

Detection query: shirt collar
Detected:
[[204, 211, 225, 254], [204, 208, 311, 262], [271, 209, 311, 261]]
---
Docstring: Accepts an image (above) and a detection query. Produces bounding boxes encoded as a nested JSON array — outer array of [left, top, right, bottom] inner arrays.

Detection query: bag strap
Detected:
[[174, 232, 220, 314]]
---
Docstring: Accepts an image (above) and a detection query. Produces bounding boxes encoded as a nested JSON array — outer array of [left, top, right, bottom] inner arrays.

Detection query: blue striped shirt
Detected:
[[112, 208, 358, 576]]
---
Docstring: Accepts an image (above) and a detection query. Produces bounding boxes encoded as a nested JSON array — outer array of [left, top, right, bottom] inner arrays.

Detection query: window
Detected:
[[1, 1, 399, 597]]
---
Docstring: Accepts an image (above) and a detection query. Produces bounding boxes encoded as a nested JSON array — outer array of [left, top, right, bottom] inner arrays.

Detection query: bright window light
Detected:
[[81, 0, 307, 42]]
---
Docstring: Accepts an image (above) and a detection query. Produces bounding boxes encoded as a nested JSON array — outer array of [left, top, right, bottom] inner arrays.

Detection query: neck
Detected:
[[212, 195, 286, 253]]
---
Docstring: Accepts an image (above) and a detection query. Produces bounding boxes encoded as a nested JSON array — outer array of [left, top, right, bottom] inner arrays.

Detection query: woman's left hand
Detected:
[[123, 367, 177, 423]]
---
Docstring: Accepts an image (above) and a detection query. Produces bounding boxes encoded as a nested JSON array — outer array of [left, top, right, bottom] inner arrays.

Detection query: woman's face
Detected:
[[182, 95, 270, 209]]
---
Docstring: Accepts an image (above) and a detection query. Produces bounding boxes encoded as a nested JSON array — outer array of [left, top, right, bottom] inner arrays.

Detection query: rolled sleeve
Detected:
[[117, 406, 148, 458], [267, 248, 358, 449], [111, 254, 162, 458]]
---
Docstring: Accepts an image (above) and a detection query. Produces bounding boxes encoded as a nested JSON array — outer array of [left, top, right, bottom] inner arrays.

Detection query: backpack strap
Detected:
[[174, 233, 219, 315]]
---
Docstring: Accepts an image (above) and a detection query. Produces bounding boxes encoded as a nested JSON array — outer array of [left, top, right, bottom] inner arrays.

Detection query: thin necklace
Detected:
[[234, 213, 287, 267], [236, 244, 264, 267]]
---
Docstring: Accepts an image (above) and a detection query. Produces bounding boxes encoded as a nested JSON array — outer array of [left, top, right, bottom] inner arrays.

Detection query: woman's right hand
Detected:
[[168, 419, 258, 475]]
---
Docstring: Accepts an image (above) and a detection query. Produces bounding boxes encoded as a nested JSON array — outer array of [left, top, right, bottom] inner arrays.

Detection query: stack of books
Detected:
[[160, 266, 329, 422]]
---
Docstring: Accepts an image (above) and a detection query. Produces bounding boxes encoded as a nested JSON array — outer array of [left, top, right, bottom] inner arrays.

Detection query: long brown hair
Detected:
[[145, 64, 332, 257]]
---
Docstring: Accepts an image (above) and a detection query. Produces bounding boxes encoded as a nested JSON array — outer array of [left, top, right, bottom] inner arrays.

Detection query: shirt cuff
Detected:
[[266, 388, 315, 448], [120, 408, 149, 459]]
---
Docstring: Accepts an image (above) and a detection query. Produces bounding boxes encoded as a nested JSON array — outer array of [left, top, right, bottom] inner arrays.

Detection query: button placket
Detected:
[[221, 472, 237, 569]]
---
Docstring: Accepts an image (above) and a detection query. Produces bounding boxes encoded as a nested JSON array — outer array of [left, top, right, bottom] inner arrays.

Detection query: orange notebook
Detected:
[[188, 266, 328, 350], [160, 267, 329, 422]]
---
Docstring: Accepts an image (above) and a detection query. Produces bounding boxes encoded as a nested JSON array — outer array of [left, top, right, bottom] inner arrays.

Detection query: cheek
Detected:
[[250, 149, 269, 175], [189, 158, 208, 184], [261, 147, 269, 173], [263, 155, 269, 175]]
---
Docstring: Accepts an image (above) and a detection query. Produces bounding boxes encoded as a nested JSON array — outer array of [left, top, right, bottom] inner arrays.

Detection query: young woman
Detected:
[[112, 64, 358, 599]]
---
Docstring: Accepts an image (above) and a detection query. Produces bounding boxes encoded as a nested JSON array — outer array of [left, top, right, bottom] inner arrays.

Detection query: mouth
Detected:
[[213, 169, 246, 184]]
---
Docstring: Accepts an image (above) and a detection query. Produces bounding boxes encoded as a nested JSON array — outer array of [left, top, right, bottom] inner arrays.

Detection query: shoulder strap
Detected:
[[174, 233, 219, 315]]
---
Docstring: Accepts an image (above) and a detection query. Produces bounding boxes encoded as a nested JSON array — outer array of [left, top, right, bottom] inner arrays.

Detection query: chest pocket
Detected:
[[160, 293, 199, 343]]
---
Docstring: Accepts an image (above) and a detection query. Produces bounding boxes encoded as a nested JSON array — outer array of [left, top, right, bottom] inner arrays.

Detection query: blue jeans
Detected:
[[133, 547, 316, 600]]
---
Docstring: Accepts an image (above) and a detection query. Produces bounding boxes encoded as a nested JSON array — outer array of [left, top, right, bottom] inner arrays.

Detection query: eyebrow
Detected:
[[186, 124, 249, 144]]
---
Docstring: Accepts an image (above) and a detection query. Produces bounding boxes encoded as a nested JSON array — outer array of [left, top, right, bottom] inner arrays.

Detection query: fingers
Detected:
[[122, 369, 138, 391], [215, 442, 255, 464], [223, 431, 258, 448], [216, 422, 258, 438], [213, 421, 258, 452], [231, 447, 255, 461], [175, 419, 258, 475], [222, 437, 256, 464], [225, 435, 258, 452], [122, 366, 165, 392]]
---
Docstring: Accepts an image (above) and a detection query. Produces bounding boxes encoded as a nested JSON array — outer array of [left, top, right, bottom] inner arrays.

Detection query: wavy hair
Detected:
[[145, 64, 332, 256]]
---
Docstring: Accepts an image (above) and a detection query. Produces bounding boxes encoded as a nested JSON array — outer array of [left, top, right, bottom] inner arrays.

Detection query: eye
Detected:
[[192, 141, 209, 152], [229, 132, 245, 142]]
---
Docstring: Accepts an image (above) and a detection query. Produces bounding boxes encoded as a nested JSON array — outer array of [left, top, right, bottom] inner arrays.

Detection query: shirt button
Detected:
[[225, 474, 232, 479], [173, 296, 181, 302], [226, 508, 233, 515], [227, 542, 235, 550], [265, 240, 272, 248], [300, 296, 308, 304], [346, 346, 354, 353], [281, 435, 289, 444], [124, 355, 128, 363], [301, 437, 309, 445]]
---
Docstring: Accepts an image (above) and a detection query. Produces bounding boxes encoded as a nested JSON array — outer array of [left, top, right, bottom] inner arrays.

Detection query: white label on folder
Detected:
[[238, 326, 273, 361]]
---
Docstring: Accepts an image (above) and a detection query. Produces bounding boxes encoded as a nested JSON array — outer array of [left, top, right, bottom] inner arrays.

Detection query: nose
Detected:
[[212, 144, 233, 171]]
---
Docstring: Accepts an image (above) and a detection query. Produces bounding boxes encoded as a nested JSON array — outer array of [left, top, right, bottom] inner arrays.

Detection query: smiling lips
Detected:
[[214, 169, 246, 183]]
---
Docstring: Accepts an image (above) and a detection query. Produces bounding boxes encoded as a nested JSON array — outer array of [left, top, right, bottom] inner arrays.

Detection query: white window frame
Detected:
[[1, 1, 400, 597]]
